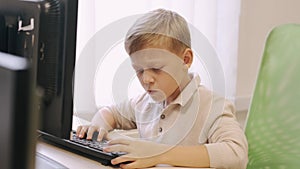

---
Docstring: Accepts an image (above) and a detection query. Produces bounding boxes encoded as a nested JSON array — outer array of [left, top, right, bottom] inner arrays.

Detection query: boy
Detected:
[[77, 9, 248, 169]]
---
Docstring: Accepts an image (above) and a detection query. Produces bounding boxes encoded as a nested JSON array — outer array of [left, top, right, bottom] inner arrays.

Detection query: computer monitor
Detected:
[[0, 0, 122, 167], [0, 52, 38, 169], [0, 0, 78, 139], [34, 0, 78, 140]]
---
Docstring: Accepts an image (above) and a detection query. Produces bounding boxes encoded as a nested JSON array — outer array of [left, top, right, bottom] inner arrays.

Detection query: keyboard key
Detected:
[[70, 132, 109, 151]]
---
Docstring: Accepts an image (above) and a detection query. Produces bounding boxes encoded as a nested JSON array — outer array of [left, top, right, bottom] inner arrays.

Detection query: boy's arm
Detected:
[[105, 139, 210, 168], [204, 114, 248, 169], [76, 96, 138, 141], [204, 100, 248, 169], [159, 145, 210, 168], [161, 140, 247, 169], [91, 107, 116, 131]]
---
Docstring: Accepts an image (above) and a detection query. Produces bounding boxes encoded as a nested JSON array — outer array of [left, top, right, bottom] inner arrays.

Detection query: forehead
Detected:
[[130, 48, 183, 67]]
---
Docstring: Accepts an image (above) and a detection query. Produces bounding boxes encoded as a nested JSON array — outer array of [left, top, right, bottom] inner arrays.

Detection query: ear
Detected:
[[182, 48, 193, 68]]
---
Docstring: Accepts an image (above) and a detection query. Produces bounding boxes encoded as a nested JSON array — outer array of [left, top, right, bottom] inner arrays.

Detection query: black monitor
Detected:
[[0, 0, 78, 140], [0, 52, 38, 169], [34, 0, 78, 140], [1, 0, 123, 166]]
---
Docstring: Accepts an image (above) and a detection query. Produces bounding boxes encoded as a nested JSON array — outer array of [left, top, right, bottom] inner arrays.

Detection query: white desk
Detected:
[[36, 140, 213, 169]]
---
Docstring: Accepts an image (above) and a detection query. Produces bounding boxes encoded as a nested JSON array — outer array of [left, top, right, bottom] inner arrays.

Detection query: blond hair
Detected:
[[125, 9, 191, 55]]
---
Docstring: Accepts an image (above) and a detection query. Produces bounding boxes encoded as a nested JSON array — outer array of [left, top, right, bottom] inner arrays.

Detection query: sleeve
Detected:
[[106, 94, 146, 130], [203, 97, 248, 169]]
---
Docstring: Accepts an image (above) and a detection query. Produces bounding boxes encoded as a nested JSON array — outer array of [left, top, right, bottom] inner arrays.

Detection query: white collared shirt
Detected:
[[107, 73, 248, 168]]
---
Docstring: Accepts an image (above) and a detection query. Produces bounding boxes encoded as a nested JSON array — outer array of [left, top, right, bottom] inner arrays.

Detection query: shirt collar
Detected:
[[171, 73, 200, 106]]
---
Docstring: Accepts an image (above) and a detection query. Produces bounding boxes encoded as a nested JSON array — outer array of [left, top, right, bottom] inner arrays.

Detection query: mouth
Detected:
[[146, 89, 166, 102], [147, 89, 160, 95]]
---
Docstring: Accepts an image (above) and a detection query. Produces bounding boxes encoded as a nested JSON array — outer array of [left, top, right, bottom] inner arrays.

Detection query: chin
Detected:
[[149, 92, 166, 103]]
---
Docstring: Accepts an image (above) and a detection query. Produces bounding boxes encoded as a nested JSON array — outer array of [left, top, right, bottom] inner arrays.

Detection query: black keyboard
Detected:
[[70, 131, 125, 156], [39, 131, 122, 167], [70, 131, 109, 151]]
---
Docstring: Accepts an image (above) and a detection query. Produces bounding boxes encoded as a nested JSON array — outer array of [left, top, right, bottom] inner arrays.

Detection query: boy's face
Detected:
[[130, 48, 189, 103]]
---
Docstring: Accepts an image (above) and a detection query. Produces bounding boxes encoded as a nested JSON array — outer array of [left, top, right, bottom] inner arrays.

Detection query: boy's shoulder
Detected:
[[197, 84, 235, 109]]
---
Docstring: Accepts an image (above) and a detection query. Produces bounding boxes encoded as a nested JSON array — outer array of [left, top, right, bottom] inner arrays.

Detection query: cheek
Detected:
[[158, 75, 179, 91], [161, 65, 185, 82]]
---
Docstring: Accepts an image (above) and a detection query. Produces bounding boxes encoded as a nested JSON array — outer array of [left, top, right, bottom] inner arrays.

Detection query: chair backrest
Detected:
[[245, 24, 300, 168]]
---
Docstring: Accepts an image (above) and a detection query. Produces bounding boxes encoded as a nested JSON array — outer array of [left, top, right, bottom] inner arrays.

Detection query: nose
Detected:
[[142, 69, 154, 84]]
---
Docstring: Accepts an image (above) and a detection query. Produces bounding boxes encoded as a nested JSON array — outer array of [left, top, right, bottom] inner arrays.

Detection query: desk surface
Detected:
[[36, 140, 212, 169]]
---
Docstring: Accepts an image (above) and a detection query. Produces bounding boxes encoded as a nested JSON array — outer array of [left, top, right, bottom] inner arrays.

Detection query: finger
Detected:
[[78, 126, 88, 138], [86, 126, 98, 140], [76, 126, 82, 137], [120, 162, 136, 169], [97, 128, 108, 142], [120, 160, 154, 169], [111, 156, 134, 166]]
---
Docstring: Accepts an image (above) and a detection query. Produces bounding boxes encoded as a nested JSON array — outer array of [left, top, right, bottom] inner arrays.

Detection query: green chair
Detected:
[[245, 24, 300, 169]]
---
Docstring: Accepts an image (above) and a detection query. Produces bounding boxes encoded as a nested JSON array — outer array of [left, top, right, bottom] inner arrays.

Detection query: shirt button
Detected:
[[159, 127, 163, 132], [160, 114, 165, 119]]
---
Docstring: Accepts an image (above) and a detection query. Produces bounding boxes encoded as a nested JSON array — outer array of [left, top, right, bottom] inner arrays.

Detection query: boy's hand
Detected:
[[106, 130, 133, 140], [103, 138, 171, 168], [76, 125, 108, 141], [76, 108, 115, 141]]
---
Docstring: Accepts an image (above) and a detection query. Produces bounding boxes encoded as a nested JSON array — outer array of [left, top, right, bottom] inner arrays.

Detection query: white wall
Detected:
[[235, 0, 300, 111], [74, 2, 241, 115], [75, 0, 300, 114]]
